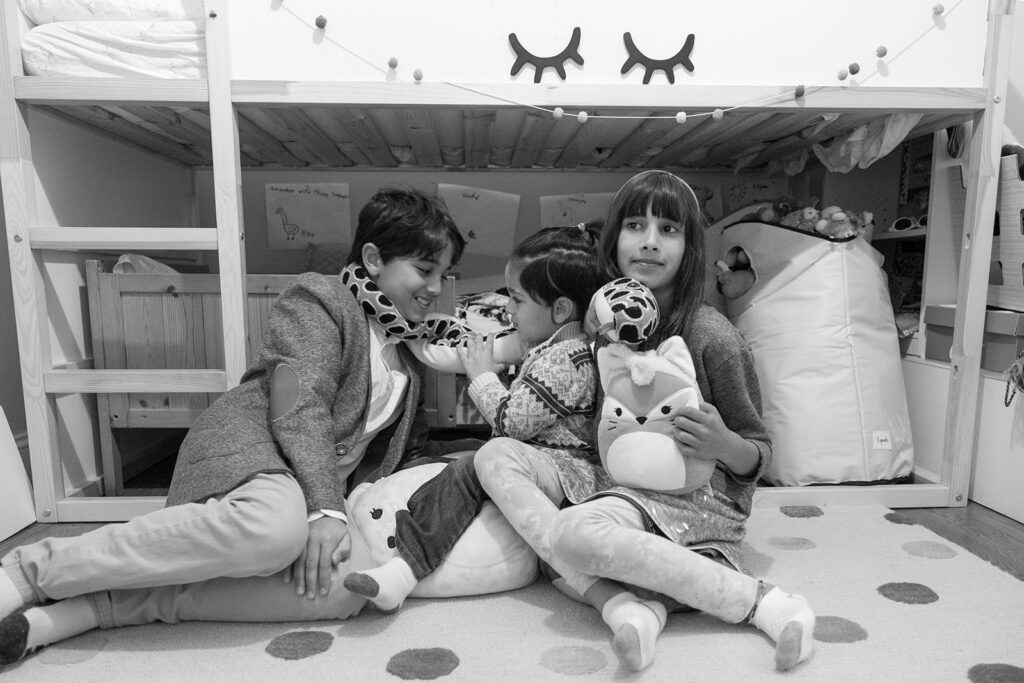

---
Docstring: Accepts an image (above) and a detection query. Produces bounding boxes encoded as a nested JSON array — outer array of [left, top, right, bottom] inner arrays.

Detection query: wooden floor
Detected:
[[2, 501, 1022, 582]]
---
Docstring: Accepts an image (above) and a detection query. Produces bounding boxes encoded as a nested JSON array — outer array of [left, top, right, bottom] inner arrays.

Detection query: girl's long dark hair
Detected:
[[598, 170, 708, 344]]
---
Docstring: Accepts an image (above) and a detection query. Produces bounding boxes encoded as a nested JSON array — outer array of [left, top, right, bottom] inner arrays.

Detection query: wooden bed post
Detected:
[[942, 0, 1015, 506], [204, 0, 248, 388], [0, 0, 66, 521]]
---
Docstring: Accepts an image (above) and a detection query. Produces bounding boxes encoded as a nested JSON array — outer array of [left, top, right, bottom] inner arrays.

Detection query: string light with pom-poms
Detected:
[[272, 0, 968, 128]]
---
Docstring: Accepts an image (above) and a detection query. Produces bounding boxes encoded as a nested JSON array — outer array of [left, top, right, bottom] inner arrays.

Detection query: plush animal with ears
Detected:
[[586, 278, 716, 495]]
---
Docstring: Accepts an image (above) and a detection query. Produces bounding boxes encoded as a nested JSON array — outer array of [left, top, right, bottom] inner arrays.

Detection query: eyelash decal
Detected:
[[509, 27, 584, 83], [620, 32, 695, 84]]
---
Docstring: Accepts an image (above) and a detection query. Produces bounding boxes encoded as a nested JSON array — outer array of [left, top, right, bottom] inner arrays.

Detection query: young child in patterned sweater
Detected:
[[343, 223, 608, 611]]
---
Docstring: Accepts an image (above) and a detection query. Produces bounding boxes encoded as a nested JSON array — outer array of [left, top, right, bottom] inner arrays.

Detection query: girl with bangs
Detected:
[[476, 170, 817, 673]]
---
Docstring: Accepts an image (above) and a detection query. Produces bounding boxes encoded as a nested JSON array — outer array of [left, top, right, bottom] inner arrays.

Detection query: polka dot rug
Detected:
[[2, 503, 1021, 682]]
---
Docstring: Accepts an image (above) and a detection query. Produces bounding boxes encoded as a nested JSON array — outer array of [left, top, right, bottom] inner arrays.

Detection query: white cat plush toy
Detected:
[[588, 278, 716, 495]]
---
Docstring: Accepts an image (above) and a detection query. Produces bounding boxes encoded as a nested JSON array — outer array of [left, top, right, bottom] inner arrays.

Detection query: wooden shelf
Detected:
[[873, 228, 927, 241]]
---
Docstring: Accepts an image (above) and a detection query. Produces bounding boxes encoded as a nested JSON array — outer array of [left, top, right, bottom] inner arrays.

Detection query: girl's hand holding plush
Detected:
[[673, 402, 759, 478]]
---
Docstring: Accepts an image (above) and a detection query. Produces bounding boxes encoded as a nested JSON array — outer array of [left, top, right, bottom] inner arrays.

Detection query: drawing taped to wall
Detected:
[[265, 182, 350, 250], [538, 192, 615, 229], [438, 183, 520, 257]]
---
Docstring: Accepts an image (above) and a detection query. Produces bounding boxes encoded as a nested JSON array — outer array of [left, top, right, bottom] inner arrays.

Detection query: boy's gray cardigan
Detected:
[[166, 272, 432, 513]]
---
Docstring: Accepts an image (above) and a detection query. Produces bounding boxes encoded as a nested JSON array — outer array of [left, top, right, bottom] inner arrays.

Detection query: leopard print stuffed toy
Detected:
[[587, 278, 715, 495]]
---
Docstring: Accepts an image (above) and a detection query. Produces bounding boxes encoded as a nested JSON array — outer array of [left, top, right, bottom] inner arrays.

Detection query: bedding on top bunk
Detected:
[[21, 20, 205, 78], [19, 0, 204, 24], [17, 0, 205, 78]]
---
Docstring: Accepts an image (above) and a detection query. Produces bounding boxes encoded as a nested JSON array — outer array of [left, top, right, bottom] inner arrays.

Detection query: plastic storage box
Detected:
[[923, 304, 1024, 372]]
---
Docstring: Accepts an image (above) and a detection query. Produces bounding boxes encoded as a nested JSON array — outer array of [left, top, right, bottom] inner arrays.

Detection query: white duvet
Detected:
[[21, 20, 205, 78]]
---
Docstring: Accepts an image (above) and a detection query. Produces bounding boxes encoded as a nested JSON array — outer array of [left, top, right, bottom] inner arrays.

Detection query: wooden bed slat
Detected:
[[598, 113, 676, 169], [400, 108, 444, 167], [511, 109, 557, 168], [266, 107, 354, 167], [44, 369, 228, 393], [29, 228, 218, 251], [463, 110, 496, 168]]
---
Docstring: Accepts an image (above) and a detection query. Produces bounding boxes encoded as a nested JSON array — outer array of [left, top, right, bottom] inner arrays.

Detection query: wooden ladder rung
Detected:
[[43, 369, 227, 394], [28, 227, 219, 251]]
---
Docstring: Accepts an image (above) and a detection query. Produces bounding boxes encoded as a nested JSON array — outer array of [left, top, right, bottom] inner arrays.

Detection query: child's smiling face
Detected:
[[503, 262, 560, 345], [372, 243, 455, 323]]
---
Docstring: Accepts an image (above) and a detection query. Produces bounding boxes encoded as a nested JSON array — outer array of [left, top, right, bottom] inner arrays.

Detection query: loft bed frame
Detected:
[[0, 0, 1015, 521]]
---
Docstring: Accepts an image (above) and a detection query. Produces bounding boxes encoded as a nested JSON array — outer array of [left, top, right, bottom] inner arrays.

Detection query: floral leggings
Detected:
[[474, 437, 758, 624]]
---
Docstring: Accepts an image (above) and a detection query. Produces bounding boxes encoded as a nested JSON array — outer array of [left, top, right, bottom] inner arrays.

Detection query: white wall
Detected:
[[194, 168, 777, 278], [228, 0, 990, 87], [0, 109, 195, 487]]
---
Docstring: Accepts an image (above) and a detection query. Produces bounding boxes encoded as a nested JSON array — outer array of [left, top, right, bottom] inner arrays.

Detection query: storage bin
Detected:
[[987, 155, 1024, 311], [923, 304, 1024, 372]]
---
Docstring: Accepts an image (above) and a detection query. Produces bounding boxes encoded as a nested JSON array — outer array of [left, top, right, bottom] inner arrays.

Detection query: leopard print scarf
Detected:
[[341, 263, 433, 340], [341, 262, 491, 347]]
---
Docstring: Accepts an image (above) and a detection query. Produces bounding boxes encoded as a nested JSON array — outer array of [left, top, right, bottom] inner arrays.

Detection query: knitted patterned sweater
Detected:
[[467, 321, 597, 456]]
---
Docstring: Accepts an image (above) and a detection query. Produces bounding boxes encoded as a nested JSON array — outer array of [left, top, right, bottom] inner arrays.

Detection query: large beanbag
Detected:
[[719, 221, 914, 486]]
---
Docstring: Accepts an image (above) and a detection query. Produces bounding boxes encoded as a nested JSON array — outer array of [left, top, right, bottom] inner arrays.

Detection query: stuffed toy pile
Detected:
[[586, 278, 716, 495], [757, 199, 874, 240]]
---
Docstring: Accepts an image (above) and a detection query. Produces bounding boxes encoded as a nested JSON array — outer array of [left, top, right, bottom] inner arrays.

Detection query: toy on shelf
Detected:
[[814, 206, 874, 239]]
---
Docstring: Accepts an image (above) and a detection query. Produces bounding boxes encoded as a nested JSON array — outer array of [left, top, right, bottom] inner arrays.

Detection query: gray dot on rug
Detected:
[[968, 662, 1024, 682], [877, 582, 938, 604], [767, 536, 816, 551], [884, 511, 917, 525], [780, 505, 823, 518], [736, 542, 775, 577], [539, 645, 607, 675], [813, 616, 868, 643], [902, 540, 957, 559], [37, 633, 108, 664], [386, 647, 459, 679], [265, 631, 333, 660]]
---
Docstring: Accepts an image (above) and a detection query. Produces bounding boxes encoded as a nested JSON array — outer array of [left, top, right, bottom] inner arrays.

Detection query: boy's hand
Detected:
[[284, 516, 351, 598], [458, 335, 504, 380]]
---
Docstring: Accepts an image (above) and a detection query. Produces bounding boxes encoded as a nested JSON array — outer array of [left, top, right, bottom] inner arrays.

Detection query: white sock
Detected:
[[0, 570, 27, 620], [25, 598, 100, 651], [751, 586, 815, 671], [0, 597, 100, 665], [342, 557, 418, 613], [601, 592, 667, 672]]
